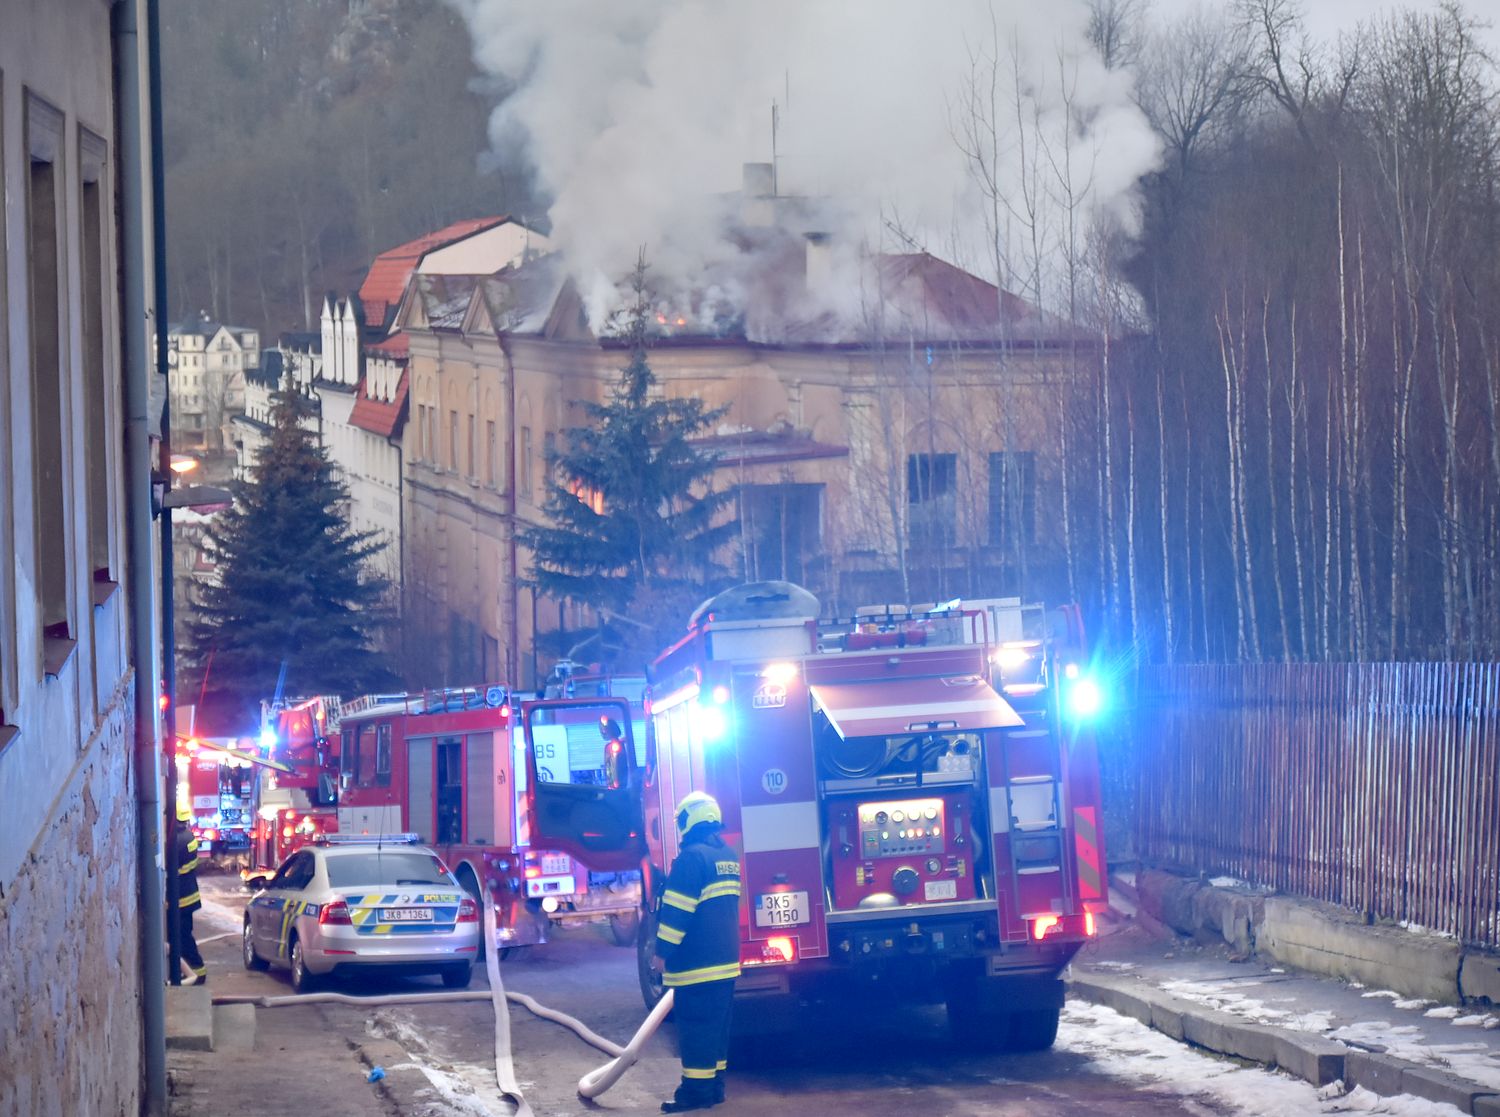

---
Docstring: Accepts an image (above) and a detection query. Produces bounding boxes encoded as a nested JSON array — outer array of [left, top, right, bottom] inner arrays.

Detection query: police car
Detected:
[[242, 835, 480, 992]]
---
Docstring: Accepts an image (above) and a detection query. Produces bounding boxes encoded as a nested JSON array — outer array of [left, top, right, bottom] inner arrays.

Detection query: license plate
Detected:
[[380, 908, 434, 922], [924, 880, 957, 902], [754, 891, 809, 928], [540, 854, 570, 875]]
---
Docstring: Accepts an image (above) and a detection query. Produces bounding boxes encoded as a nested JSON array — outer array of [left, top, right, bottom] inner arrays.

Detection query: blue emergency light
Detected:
[[1065, 677, 1105, 721], [258, 726, 276, 751]]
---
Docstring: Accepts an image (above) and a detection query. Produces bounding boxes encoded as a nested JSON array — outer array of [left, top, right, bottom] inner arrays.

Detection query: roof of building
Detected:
[[245, 349, 283, 388], [349, 367, 410, 439], [358, 217, 514, 334], [694, 428, 849, 468], [367, 334, 410, 358], [279, 331, 321, 352]]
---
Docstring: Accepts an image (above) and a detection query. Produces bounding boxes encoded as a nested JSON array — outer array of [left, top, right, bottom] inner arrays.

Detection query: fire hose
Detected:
[[213, 892, 672, 1108]]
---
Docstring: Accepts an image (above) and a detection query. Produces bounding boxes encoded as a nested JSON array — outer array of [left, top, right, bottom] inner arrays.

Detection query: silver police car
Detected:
[[243, 835, 480, 992]]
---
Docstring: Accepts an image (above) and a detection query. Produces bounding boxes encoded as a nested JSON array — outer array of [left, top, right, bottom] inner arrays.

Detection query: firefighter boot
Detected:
[[660, 1081, 718, 1112], [712, 1073, 726, 1105]]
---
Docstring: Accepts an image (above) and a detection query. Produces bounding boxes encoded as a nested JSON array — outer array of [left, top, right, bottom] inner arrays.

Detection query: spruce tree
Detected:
[[188, 383, 396, 725], [525, 256, 736, 668]]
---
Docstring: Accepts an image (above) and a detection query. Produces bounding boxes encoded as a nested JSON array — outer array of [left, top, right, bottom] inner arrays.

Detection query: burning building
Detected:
[[396, 165, 1095, 686]]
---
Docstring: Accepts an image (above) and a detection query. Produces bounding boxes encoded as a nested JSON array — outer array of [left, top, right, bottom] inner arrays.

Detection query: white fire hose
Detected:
[[214, 893, 673, 1108]]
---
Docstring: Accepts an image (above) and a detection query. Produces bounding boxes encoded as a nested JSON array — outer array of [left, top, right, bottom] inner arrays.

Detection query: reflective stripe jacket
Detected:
[[176, 823, 201, 912], [655, 829, 741, 988]]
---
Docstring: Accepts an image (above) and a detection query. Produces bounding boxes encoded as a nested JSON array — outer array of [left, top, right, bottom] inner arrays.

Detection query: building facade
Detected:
[[395, 193, 1082, 689], [1, 2, 151, 1111], [167, 311, 258, 454]]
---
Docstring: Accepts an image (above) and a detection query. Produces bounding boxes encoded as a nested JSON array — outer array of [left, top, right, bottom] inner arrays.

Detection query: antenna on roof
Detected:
[[771, 101, 779, 198]]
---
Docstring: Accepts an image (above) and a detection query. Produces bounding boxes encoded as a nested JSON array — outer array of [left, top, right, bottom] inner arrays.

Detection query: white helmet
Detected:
[[674, 791, 722, 840]]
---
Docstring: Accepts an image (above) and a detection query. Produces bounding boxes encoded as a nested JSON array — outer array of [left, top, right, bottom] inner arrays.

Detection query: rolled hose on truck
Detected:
[[214, 892, 672, 1110]]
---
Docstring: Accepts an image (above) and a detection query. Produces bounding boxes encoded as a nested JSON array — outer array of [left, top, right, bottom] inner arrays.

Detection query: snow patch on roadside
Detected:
[[1060, 1003, 1464, 1115], [1158, 978, 1336, 1033], [1328, 1021, 1500, 1092]]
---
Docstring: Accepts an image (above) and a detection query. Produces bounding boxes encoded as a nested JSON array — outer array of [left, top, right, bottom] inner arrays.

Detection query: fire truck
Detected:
[[174, 737, 269, 861], [520, 581, 1109, 1050], [335, 686, 643, 955], [244, 696, 344, 878]]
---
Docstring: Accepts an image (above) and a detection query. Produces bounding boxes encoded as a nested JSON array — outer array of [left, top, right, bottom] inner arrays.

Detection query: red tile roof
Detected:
[[358, 217, 511, 333], [349, 367, 409, 439], [367, 334, 409, 358]]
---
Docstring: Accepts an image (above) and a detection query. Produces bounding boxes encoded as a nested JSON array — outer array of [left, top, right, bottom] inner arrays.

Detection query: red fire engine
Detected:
[[244, 696, 344, 878], [336, 686, 643, 955], [522, 581, 1109, 1050], [174, 737, 275, 861]]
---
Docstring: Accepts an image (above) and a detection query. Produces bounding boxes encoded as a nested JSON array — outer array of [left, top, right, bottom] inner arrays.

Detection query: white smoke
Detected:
[[447, 0, 1161, 327]]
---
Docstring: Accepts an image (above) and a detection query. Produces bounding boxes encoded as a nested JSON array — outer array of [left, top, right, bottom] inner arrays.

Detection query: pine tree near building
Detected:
[[525, 257, 736, 669], [187, 383, 396, 725]]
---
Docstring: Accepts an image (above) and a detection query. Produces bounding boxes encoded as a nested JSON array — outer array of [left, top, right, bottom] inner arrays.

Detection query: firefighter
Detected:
[[654, 791, 741, 1112], [599, 717, 626, 790], [174, 805, 206, 985]]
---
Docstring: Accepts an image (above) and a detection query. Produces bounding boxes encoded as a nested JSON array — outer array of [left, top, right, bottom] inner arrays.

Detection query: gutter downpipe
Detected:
[[500, 333, 519, 686], [146, 0, 183, 986], [114, 0, 168, 1111]]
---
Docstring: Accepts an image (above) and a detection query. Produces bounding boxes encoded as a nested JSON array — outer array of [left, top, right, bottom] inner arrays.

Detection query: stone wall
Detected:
[[0, 679, 141, 1117]]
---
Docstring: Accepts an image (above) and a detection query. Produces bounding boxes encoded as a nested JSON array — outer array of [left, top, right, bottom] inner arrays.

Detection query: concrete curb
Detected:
[[165, 985, 213, 1052], [355, 1038, 438, 1116], [1068, 972, 1500, 1114], [1133, 868, 1500, 1008]]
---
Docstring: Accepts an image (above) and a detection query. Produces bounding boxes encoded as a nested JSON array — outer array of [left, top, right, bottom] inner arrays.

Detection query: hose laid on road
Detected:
[[215, 893, 672, 1105]]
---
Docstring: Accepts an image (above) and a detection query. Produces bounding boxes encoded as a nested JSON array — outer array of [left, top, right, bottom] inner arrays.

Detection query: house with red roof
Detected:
[[232, 217, 548, 599], [393, 167, 1093, 688]]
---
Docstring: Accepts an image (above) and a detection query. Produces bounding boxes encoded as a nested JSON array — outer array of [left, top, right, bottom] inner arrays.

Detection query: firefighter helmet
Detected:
[[176, 803, 191, 823], [674, 791, 722, 839]]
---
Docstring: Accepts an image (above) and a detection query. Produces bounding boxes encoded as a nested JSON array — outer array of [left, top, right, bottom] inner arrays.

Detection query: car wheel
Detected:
[[289, 935, 318, 994], [242, 920, 268, 971], [441, 964, 472, 989]]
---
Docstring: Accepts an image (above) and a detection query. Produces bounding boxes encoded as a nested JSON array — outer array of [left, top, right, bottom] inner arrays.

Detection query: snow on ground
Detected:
[[196, 893, 245, 934], [1159, 978, 1338, 1032], [1152, 977, 1500, 1093], [366, 1009, 518, 1117], [1061, 1002, 1465, 1116]]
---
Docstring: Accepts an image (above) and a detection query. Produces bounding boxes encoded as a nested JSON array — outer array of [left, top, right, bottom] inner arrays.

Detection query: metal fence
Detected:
[[1134, 662, 1500, 950]]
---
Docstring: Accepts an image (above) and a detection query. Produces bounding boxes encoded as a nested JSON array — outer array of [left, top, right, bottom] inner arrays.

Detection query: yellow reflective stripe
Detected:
[[682, 1068, 717, 1080], [178, 890, 200, 908], [656, 924, 685, 945], [187, 838, 199, 853], [178, 860, 198, 875], [663, 962, 741, 987], [698, 881, 740, 902], [715, 1061, 728, 1071], [662, 889, 698, 913]]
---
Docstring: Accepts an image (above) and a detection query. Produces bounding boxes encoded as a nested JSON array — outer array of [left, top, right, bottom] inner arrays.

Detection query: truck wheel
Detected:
[[1007, 1006, 1061, 1052], [944, 963, 1009, 1052], [609, 910, 640, 947], [636, 908, 669, 1012]]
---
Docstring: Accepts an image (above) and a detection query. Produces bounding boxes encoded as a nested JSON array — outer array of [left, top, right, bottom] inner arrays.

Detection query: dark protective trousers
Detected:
[[674, 977, 734, 1093], [179, 908, 205, 978]]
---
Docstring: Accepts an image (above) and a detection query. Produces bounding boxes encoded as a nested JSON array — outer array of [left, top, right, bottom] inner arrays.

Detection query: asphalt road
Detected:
[[176, 874, 1314, 1116]]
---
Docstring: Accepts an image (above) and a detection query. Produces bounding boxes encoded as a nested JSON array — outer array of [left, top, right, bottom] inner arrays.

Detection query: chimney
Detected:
[[804, 232, 833, 294], [741, 162, 776, 227]]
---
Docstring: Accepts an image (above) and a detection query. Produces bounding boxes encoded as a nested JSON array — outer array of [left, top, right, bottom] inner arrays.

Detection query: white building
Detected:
[[2, 2, 157, 1111], [167, 311, 259, 453]]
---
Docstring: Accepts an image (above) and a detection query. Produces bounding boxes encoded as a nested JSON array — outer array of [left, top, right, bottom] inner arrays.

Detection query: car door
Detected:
[[256, 851, 312, 960], [249, 854, 294, 952], [521, 698, 646, 872]]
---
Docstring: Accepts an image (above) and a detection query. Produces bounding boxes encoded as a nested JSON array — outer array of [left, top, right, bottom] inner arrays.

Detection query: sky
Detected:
[[1153, 0, 1500, 53]]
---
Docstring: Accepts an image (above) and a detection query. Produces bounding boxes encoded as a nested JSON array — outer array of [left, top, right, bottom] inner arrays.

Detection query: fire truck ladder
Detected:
[[995, 688, 1074, 919]]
